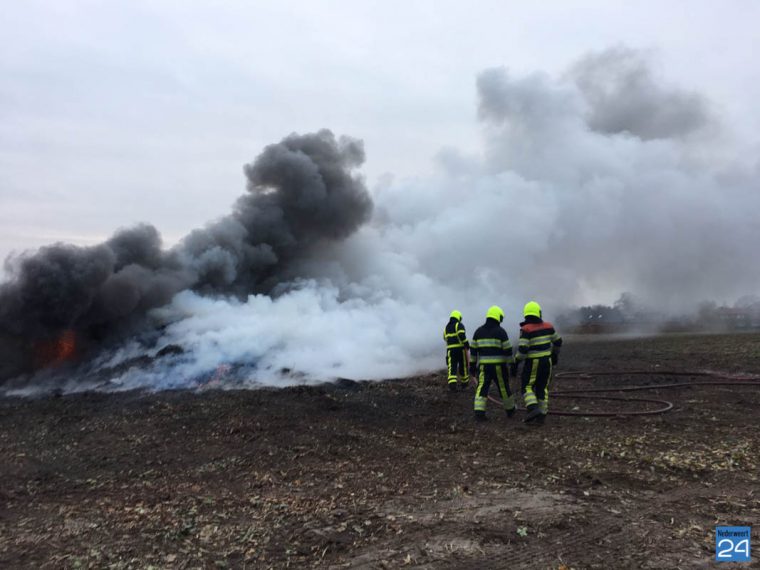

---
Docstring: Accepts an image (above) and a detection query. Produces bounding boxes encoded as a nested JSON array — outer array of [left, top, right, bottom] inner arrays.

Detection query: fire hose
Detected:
[[478, 370, 760, 417]]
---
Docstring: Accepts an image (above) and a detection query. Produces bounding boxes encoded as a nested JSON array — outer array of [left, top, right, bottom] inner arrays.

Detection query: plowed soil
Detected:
[[1, 332, 760, 569]]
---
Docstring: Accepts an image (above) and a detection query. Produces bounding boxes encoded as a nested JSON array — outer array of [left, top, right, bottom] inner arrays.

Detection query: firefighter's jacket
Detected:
[[443, 318, 468, 350], [470, 318, 515, 365], [516, 317, 562, 361]]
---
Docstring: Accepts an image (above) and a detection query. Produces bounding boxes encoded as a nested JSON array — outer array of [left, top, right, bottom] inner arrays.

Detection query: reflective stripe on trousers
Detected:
[[446, 348, 467, 383], [474, 363, 515, 412], [522, 357, 552, 413]]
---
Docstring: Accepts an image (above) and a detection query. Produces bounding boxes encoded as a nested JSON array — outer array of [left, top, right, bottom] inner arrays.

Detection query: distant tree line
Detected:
[[557, 293, 760, 333]]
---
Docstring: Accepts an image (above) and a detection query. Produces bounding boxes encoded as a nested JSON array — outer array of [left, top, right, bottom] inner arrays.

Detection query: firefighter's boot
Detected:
[[524, 404, 542, 423]]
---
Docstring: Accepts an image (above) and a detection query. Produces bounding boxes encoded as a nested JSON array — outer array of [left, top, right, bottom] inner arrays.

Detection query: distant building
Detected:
[[716, 307, 760, 329]]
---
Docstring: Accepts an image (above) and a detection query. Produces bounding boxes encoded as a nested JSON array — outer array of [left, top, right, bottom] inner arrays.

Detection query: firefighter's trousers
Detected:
[[474, 363, 515, 414], [521, 357, 553, 415], [446, 347, 468, 386]]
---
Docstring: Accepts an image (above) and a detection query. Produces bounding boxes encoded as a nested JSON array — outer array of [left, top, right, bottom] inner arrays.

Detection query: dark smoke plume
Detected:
[[0, 130, 372, 383]]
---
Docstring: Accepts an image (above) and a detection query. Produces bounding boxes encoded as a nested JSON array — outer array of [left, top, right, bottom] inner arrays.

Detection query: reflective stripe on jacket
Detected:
[[443, 318, 468, 349], [470, 318, 514, 365], [516, 319, 562, 360]]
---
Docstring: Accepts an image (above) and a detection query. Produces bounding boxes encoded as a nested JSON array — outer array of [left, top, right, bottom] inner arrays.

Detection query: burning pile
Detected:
[[0, 130, 373, 387], [33, 329, 78, 368]]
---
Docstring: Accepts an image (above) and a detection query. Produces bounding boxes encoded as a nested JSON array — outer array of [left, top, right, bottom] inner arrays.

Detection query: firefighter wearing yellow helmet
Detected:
[[443, 310, 470, 391], [469, 305, 516, 421], [515, 301, 563, 425]]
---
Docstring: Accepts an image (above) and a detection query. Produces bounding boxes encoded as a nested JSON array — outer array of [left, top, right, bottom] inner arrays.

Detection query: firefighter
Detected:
[[443, 310, 470, 391], [469, 305, 516, 421], [515, 301, 562, 425]]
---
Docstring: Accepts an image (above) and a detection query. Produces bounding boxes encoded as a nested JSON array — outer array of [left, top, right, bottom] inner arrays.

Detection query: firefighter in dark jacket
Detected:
[[443, 310, 470, 391], [515, 301, 562, 425], [469, 305, 516, 421]]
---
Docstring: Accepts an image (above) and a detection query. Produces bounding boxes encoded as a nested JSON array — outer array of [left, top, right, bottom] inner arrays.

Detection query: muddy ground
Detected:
[[1, 332, 760, 569]]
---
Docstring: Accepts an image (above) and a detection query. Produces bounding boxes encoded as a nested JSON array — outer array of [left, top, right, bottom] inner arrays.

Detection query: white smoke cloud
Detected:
[[48, 284, 442, 393], [470, 54, 760, 311], [568, 46, 712, 140]]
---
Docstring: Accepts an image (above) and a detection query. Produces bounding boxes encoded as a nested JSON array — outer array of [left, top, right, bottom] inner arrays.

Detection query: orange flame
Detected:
[[34, 329, 78, 368], [54, 330, 77, 362]]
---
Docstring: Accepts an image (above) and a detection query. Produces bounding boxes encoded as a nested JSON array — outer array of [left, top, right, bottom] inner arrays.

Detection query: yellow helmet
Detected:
[[523, 301, 542, 318], [450, 310, 463, 321], [486, 305, 504, 322]]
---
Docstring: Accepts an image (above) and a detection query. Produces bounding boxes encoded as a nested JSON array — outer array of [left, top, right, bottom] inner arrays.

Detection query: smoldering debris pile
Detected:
[[0, 130, 372, 387]]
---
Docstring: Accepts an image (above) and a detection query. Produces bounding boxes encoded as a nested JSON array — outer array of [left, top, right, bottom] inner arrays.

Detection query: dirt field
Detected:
[[1, 332, 759, 569]]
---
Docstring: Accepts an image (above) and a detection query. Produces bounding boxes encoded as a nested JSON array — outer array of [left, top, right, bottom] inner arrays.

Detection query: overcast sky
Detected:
[[2, 0, 760, 268]]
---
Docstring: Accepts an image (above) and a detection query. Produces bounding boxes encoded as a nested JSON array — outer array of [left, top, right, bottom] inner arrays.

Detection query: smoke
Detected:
[[2, 47, 760, 394], [0, 130, 372, 384], [470, 49, 760, 310], [569, 46, 712, 140]]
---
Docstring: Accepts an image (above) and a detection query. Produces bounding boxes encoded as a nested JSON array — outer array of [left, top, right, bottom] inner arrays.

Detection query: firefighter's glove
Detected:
[[469, 362, 478, 376], [551, 354, 559, 366]]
